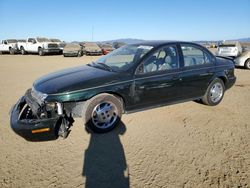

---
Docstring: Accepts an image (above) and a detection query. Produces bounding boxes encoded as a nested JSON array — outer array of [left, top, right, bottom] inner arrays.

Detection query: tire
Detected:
[[20, 47, 26, 55], [202, 78, 225, 106], [9, 48, 15, 55], [244, 59, 250, 69], [0, 51, 2, 55], [77, 51, 82, 57], [38, 48, 44, 56], [82, 93, 123, 133]]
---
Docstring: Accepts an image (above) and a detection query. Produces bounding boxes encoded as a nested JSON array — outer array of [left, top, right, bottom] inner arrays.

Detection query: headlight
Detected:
[[45, 102, 56, 111], [43, 44, 48, 49], [31, 87, 48, 104]]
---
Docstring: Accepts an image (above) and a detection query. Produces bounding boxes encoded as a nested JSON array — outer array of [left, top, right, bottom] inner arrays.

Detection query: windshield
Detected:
[[7, 39, 17, 43], [84, 42, 99, 47], [92, 44, 153, 72], [101, 44, 113, 49], [50, 39, 61, 42], [37, 37, 51, 42]]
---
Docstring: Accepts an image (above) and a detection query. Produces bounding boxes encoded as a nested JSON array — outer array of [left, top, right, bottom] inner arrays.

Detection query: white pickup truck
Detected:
[[0, 39, 19, 54], [18, 37, 61, 56]]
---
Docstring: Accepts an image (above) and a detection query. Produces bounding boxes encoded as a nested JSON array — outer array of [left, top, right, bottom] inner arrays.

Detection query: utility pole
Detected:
[[92, 26, 94, 42]]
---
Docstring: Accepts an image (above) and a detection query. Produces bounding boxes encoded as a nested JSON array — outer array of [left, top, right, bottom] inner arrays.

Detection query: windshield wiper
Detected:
[[88, 62, 114, 72], [96, 62, 113, 72]]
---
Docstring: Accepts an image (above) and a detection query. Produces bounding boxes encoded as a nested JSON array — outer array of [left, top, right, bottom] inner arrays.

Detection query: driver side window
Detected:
[[28, 38, 34, 43], [142, 45, 178, 73]]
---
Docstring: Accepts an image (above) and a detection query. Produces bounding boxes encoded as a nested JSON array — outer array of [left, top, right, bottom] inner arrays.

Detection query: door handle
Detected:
[[172, 75, 182, 81], [138, 86, 145, 89], [200, 70, 213, 76]]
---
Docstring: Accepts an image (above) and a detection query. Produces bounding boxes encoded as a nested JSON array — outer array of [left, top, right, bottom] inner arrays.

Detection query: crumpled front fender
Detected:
[[10, 96, 61, 141]]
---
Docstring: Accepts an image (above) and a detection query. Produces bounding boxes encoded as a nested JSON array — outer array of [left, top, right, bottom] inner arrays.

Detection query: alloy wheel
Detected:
[[91, 101, 118, 129], [209, 82, 223, 103]]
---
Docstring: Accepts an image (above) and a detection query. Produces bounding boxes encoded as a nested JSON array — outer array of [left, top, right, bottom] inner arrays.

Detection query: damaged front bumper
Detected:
[[10, 96, 61, 141]]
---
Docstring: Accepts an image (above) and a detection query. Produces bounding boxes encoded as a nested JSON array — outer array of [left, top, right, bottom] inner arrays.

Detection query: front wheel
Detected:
[[202, 78, 225, 106], [82, 94, 122, 133], [244, 59, 250, 69], [21, 47, 26, 55], [38, 48, 44, 56], [9, 48, 15, 55], [77, 50, 82, 57]]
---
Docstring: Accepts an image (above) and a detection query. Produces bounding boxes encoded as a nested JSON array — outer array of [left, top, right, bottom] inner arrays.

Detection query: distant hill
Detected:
[[70, 37, 250, 44], [101, 38, 145, 44], [100, 37, 250, 44], [231, 38, 250, 42]]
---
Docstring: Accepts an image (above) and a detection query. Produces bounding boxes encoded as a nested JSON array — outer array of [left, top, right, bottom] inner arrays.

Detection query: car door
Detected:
[[27, 38, 36, 52], [133, 45, 183, 109], [178, 43, 215, 99], [0, 41, 3, 51], [3, 40, 9, 51]]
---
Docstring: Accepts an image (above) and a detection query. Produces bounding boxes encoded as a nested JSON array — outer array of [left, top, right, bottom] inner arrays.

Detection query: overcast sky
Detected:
[[0, 0, 249, 42]]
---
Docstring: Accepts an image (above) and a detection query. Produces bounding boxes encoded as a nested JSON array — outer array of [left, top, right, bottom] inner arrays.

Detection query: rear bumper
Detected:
[[10, 96, 60, 141], [234, 59, 245, 67], [226, 76, 236, 90]]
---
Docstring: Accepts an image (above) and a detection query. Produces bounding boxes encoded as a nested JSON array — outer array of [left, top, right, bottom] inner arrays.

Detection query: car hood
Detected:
[[85, 46, 102, 52], [33, 65, 122, 94]]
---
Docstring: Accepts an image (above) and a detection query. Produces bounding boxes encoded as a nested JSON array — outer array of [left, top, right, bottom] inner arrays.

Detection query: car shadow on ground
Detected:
[[82, 121, 129, 188]]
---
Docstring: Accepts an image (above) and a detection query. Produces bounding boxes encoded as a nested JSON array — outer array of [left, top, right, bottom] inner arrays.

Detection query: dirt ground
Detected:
[[0, 54, 249, 188]]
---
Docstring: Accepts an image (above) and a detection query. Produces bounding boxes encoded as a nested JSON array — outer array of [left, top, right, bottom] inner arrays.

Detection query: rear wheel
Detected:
[[202, 78, 225, 106], [38, 48, 44, 56], [244, 59, 250, 69], [0, 51, 2, 55], [82, 94, 122, 133]]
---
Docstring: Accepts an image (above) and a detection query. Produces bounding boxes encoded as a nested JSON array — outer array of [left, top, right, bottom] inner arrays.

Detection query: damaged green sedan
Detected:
[[10, 41, 236, 141]]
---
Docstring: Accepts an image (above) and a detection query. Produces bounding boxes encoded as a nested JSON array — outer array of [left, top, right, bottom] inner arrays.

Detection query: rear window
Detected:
[[181, 45, 211, 67]]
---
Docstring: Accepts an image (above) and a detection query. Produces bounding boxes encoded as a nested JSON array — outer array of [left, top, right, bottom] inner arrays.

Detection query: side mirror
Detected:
[[4, 41, 7, 45], [32, 40, 36, 44], [136, 64, 144, 74]]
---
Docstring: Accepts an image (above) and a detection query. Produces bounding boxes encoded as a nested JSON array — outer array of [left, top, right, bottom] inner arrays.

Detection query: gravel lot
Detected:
[[0, 54, 249, 188]]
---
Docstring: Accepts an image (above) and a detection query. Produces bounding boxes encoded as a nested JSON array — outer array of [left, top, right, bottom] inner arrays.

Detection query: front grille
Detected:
[[48, 43, 59, 48]]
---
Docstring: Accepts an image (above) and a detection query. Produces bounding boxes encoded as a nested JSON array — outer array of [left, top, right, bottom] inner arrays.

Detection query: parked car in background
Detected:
[[81, 42, 102, 55], [98, 43, 114, 55], [113, 42, 126, 49], [10, 41, 236, 141], [17, 37, 61, 56], [234, 51, 250, 69], [240, 42, 250, 52], [50, 38, 66, 52], [17, 39, 26, 42], [216, 41, 242, 57], [63, 43, 85, 57], [0, 39, 19, 54]]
